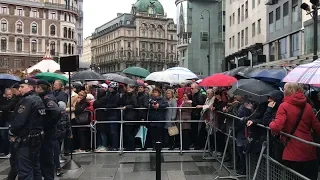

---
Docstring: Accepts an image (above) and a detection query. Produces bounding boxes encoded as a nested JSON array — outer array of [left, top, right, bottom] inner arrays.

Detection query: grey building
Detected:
[[264, 0, 306, 63], [176, 0, 225, 76], [76, 0, 83, 56]]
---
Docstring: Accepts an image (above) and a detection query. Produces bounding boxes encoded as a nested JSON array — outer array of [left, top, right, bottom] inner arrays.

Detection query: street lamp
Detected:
[[301, 0, 319, 61], [200, 9, 211, 75]]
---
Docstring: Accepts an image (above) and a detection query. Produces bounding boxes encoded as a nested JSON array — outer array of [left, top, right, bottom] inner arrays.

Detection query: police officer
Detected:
[[9, 78, 45, 180], [35, 80, 61, 180]]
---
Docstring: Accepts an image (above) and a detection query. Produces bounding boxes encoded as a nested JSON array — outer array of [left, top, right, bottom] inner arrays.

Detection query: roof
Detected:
[[134, 0, 164, 15]]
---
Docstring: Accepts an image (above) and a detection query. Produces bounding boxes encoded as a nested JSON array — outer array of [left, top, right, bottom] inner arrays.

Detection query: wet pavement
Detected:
[[0, 152, 229, 180]]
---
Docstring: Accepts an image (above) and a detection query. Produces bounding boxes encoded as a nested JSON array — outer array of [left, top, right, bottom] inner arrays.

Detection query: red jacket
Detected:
[[269, 91, 320, 162], [85, 100, 95, 122]]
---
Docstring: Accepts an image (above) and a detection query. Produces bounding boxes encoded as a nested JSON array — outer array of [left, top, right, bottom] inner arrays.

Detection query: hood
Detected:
[[268, 90, 284, 105], [283, 91, 307, 107], [177, 88, 184, 99]]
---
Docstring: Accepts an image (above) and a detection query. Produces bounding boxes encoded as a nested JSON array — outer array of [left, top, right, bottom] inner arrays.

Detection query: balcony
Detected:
[[44, 2, 79, 14]]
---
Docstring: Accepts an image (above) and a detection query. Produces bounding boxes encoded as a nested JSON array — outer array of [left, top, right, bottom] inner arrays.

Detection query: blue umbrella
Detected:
[[0, 74, 20, 87], [135, 126, 148, 149], [250, 69, 287, 84]]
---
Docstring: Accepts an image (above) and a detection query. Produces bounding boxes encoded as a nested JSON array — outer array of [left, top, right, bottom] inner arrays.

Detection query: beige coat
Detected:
[[66, 91, 78, 120]]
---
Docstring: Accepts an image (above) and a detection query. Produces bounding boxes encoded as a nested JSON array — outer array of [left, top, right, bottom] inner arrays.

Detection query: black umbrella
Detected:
[[228, 79, 277, 103], [0, 74, 20, 87], [103, 73, 136, 85], [237, 67, 254, 78], [225, 66, 248, 77], [71, 71, 105, 81]]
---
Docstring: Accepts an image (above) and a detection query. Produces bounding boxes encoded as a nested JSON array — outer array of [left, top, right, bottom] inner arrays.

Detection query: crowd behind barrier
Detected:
[[1, 107, 320, 179]]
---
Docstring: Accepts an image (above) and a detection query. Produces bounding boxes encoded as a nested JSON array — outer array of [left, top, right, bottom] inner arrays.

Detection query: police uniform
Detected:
[[37, 80, 61, 180], [9, 78, 45, 180]]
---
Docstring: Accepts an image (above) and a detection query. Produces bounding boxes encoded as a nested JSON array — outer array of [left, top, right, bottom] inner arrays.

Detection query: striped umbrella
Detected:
[[282, 60, 320, 84]]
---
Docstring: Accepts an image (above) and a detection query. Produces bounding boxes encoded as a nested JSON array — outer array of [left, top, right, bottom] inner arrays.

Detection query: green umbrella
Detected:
[[123, 66, 150, 78], [35, 72, 68, 84]]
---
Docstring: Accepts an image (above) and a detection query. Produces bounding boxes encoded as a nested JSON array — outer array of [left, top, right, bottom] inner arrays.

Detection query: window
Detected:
[[17, 8, 23, 16], [150, 44, 153, 50], [252, 0, 255, 9], [31, 40, 37, 52], [71, 31, 74, 39], [50, 25, 55, 36], [142, 42, 145, 49], [278, 37, 287, 59], [258, 19, 261, 34], [252, 22, 256, 37], [68, 28, 71, 38], [1, 37, 7, 51], [276, 7, 281, 21], [171, 45, 174, 51], [68, 44, 71, 54], [290, 33, 299, 57], [158, 31, 161, 38], [16, 38, 22, 52], [17, 21, 23, 33], [63, 43, 67, 54], [241, 5, 244, 21], [64, 13, 67, 21], [142, 30, 145, 37], [283, 2, 289, 16], [245, 27, 248, 45], [158, 44, 161, 50], [1, 20, 7, 32], [1, 6, 7, 14], [13, 59, 22, 68], [31, 9, 37, 18], [237, 32, 240, 48], [63, 27, 67, 38], [232, 13, 235, 24], [50, 42, 55, 55], [50, 12, 56, 19], [269, 12, 274, 24], [150, 31, 153, 37], [292, 0, 298, 23], [171, 35, 173, 40], [71, 45, 74, 55], [237, 8, 240, 24], [31, 23, 37, 34], [245, 1, 248, 18], [241, 30, 244, 47], [232, 36, 235, 47], [229, 38, 232, 48], [269, 43, 275, 61], [229, 16, 232, 26], [128, 42, 131, 48]]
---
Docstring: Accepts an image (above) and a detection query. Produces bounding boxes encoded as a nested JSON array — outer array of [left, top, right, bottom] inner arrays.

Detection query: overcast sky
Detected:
[[83, 0, 177, 38]]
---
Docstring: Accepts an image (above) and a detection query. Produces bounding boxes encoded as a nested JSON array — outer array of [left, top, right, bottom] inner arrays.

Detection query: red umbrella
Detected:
[[199, 74, 237, 87]]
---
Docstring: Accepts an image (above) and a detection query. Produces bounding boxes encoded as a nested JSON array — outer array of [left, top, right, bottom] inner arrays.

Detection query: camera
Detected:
[[150, 100, 157, 105]]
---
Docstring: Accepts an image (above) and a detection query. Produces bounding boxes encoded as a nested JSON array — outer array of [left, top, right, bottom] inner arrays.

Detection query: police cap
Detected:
[[37, 80, 51, 87], [11, 83, 19, 89], [19, 78, 36, 85]]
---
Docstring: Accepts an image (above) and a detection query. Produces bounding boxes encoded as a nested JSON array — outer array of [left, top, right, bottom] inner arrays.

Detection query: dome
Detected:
[[134, 0, 164, 15]]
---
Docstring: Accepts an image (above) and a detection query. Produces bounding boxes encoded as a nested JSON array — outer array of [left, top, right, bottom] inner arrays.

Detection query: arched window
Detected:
[[68, 43, 71, 54], [142, 30, 145, 37], [71, 45, 74, 54], [31, 39, 37, 52], [64, 13, 67, 21], [63, 27, 67, 38], [142, 53, 146, 60], [150, 53, 153, 60], [157, 54, 161, 60], [127, 52, 131, 59], [68, 14, 71, 22], [16, 21, 23, 33], [50, 41, 55, 55], [1, 37, 7, 51], [16, 38, 22, 52], [1, 20, 7, 32], [170, 55, 173, 61], [63, 43, 67, 54], [68, 28, 71, 38], [50, 25, 55, 36], [71, 30, 74, 39], [31, 23, 37, 34]]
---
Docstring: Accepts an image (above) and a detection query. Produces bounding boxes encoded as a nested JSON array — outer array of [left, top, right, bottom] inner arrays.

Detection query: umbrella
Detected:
[[123, 66, 150, 78], [103, 73, 135, 85], [0, 74, 20, 87], [282, 60, 320, 84], [199, 74, 237, 87], [165, 67, 198, 81], [225, 66, 249, 77], [135, 126, 148, 148], [250, 68, 287, 84], [237, 67, 254, 78], [71, 71, 105, 81], [228, 79, 277, 103], [145, 71, 178, 84], [35, 72, 68, 84]]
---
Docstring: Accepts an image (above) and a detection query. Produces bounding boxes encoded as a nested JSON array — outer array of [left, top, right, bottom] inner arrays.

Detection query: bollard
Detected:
[[156, 141, 162, 180]]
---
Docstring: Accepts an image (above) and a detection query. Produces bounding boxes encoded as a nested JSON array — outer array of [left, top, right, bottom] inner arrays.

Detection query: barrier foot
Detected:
[[62, 159, 81, 170]]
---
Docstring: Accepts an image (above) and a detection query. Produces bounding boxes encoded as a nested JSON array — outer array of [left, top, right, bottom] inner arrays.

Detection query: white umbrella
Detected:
[[165, 67, 198, 81], [145, 71, 178, 84]]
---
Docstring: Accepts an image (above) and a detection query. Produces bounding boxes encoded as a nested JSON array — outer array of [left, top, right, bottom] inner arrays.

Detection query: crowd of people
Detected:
[[0, 77, 320, 180]]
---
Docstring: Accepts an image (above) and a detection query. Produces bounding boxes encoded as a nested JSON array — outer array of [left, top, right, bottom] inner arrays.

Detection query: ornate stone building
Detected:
[[0, 0, 81, 73], [91, 0, 178, 74]]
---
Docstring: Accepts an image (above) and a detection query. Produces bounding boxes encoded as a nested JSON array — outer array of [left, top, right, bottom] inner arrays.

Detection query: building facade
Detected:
[[76, 0, 83, 55], [80, 36, 91, 69], [0, 0, 80, 72], [224, 0, 267, 69], [176, 0, 225, 76], [263, 0, 309, 63], [91, 0, 178, 74]]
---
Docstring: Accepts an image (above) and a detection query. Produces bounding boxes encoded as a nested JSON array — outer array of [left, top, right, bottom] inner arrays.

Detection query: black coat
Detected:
[[93, 91, 120, 121], [148, 96, 168, 127], [137, 92, 149, 120], [121, 92, 139, 124]]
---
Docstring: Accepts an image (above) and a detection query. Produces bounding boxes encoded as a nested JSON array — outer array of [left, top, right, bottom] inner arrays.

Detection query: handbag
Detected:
[[168, 125, 179, 136], [75, 112, 90, 125], [274, 104, 306, 162]]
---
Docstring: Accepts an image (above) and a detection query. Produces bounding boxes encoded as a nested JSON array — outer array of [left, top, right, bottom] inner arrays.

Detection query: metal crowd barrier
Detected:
[[214, 111, 315, 180], [93, 107, 207, 155]]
